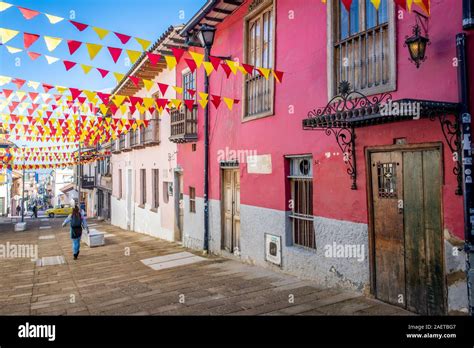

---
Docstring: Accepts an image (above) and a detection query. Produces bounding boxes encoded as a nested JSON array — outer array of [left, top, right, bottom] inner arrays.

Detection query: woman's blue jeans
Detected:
[[72, 237, 81, 255]]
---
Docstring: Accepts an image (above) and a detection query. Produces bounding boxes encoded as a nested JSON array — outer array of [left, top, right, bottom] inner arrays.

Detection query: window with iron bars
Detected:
[[287, 156, 315, 249]]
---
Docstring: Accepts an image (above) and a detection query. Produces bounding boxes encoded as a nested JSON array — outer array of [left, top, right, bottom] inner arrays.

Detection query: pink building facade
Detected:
[[172, 0, 473, 315]]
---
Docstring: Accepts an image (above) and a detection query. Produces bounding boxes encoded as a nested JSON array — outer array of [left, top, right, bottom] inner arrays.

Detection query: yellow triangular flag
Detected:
[[165, 55, 177, 70], [370, 0, 381, 10], [226, 60, 239, 75], [86, 43, 103, 60], [119, 104, 128, 115], [143, 79, 154, 92], [223, 97, 234, 111], [5, 45, 22, 53], [0, 2, 13, 12], [45, 55, 59, 64], [198, 92, 208, 100], [173, 86, 183, 94], [135, 37, 151, 51], [45, 13, 64, 24], [189, 51, 204, 68], [92, 27, 109, 40], [113, 95, 126, 108], [0, 28, 18, 44], [83, 90, 97, 102], [44, 36, 62, 52], [203, 61, 214, 76], [0, 76, 12, 86], [170, 99, 181, 108], [143, 97, 154, 109], [56, 86, 67, 94], [258, 67, 271, 79], [81, 64, 93, 74], [407, 0, 413, 11], [111, 72, 124, 84], [126, 49, 141, 64], [198, 99, 208, 109]]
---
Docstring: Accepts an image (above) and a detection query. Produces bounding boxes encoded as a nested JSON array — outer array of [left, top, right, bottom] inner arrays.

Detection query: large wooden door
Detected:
[[370, 148, 445, 315], [222, 169, 241, 254]]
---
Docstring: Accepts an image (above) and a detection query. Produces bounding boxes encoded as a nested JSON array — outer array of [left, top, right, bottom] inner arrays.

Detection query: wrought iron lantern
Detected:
[[197, 24, 216, 48], [405, 11, 430, 68]]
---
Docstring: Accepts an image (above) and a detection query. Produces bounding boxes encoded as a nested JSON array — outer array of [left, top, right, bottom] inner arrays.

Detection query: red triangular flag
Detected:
[[184, 99, 195, 110], [107, 46, 122, 63], [273, 70, 284, 83], [97, 68, 109, 78], [184, 58, 197, 73], [67, 40, 82, 55], [18, 7, 40, 20], [96, 92, 110, 104], [146, 52, 161, 65], [69, 88, 82, 101], [128, 76, 140, 87], [394, 0, 407, 10], [12, 78, 26, 89], [341, 0, 353, 11], [157, 83, 169, 96], [211, 95, 221, 109], [155, 98, 168, 109], [171, 48, 186, 63], [23, 33, 40, 49], [27, 51, 41, 60], [2, 89, 13, 98], [63, 60, 77, 71], [70, 21, 88, 32], [114, 32, 131, 44], [242, 63, 254, 75], [221, 62, 232, 78], [42, 84, 53, 92], [209, 56, 221, 71]]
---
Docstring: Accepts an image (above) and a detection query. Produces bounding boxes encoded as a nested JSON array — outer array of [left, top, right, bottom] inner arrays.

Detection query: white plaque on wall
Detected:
[[247, 154, 272, 174]]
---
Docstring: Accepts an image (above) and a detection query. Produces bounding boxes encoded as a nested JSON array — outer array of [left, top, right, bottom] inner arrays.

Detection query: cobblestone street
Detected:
[[0, 217, 411, 316]]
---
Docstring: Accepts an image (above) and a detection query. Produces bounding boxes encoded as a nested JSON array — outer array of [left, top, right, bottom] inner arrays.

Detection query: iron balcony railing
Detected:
[[169, 105, 197, 143], [81, 175, 95, 190]]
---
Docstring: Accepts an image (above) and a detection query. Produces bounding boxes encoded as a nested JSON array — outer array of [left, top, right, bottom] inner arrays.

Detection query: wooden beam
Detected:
[[222, 0, 242, 6], [205, 16, 223, 22], [213, 7, 233, 15]]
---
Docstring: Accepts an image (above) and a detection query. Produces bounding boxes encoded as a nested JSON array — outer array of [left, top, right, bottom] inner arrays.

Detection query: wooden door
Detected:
[[370, 148, 445, 315], [222, 169, 240, 254]]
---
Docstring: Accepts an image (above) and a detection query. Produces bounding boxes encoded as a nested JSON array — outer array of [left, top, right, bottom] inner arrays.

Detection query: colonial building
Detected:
[[173, 0, 472, 315], [110, 26, 181, 241]]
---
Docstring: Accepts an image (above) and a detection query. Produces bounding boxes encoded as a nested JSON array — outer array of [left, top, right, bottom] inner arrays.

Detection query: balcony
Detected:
[[144, 119, 160, 146], [97, 173, 112, 191], [81, 175, 95, 190], [130, 127, 145, 149], [169, 105, 197, 143], [111, 139, 121, 153]]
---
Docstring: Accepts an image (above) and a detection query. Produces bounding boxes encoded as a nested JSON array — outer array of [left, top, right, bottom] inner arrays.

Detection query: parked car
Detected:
[[45, 204, 73, 218]]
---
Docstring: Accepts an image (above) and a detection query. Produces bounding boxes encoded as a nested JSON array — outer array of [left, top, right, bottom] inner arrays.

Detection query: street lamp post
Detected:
[[197, 24, 216, 252], [21, 145, 25, 223]]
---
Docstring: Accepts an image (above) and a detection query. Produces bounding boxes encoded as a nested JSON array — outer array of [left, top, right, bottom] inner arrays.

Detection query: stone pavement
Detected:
[[0, 217, 411, 315]]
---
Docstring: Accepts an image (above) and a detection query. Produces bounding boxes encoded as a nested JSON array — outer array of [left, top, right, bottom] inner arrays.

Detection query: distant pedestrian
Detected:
[[62, 205, 87, 260], [16, 205, 21, 216], [32, 205, 38, 218]]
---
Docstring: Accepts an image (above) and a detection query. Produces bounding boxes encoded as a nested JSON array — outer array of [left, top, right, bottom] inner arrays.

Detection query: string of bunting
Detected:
[[0, 75, 241, 113], [0, 1, 152, 48], [321, 0, 430, 15]]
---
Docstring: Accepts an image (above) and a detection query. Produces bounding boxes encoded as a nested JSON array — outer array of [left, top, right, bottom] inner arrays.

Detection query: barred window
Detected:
[[287, 156, 315, 249], [183, 70, 196, 100]]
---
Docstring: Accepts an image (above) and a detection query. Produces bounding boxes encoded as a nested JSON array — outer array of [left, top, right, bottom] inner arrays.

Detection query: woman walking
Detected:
[[62, 205, 87, 260]]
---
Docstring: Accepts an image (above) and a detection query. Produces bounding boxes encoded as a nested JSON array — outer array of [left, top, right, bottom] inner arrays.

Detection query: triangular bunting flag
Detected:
[[164, 55, 177, 70], [185, 58, 197, 73], [45, 13, 64, 24], [86, 43, 103, 60], [23, 32, 39, 49], [114, 32, 131, 44], [135, 37, 151, 51], [203, 61, 214, 76], [0, 28, 19, 44], [70, 21, 88, 32], [126, 49, 141, 64], [107, 46, 122, 63], [27, 51, 41, 60], [147, 52, 161, 65], [92, 27, 109, 40], [189, 51, 204, 68], [18, 7, 39, 20], [44, 36, 62, 51], [44, 55, 59, 64], [63, 60, 76, 71], [80, 64, 93, 74], [97, 68, 109, 78]]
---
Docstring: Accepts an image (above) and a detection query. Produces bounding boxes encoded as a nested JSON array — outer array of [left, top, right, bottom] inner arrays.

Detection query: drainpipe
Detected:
[[203, 44, 210, 252], [21, 145, 25, 223], [456, 32, 474, 316]]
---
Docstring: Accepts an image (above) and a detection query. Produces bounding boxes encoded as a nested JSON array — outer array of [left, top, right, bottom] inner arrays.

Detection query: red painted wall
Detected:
[[177, 0, 470, 239]]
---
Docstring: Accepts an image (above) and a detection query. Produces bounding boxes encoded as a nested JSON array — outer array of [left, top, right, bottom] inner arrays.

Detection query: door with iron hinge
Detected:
[[222, 169, 241, 255], [370, 148, 445, 315]]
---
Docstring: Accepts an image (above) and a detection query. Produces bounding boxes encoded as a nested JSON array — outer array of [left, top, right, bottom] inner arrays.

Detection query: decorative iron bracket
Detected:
[[429, 111, 462, 195], [326, 126, 357, 190]]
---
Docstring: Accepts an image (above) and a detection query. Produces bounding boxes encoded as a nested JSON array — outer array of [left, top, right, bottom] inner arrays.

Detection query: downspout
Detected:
[[456, 32, 474, 316]]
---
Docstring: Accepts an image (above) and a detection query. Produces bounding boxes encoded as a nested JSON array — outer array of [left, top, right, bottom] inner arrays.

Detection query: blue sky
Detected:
[[0, 0, 205, 92]]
